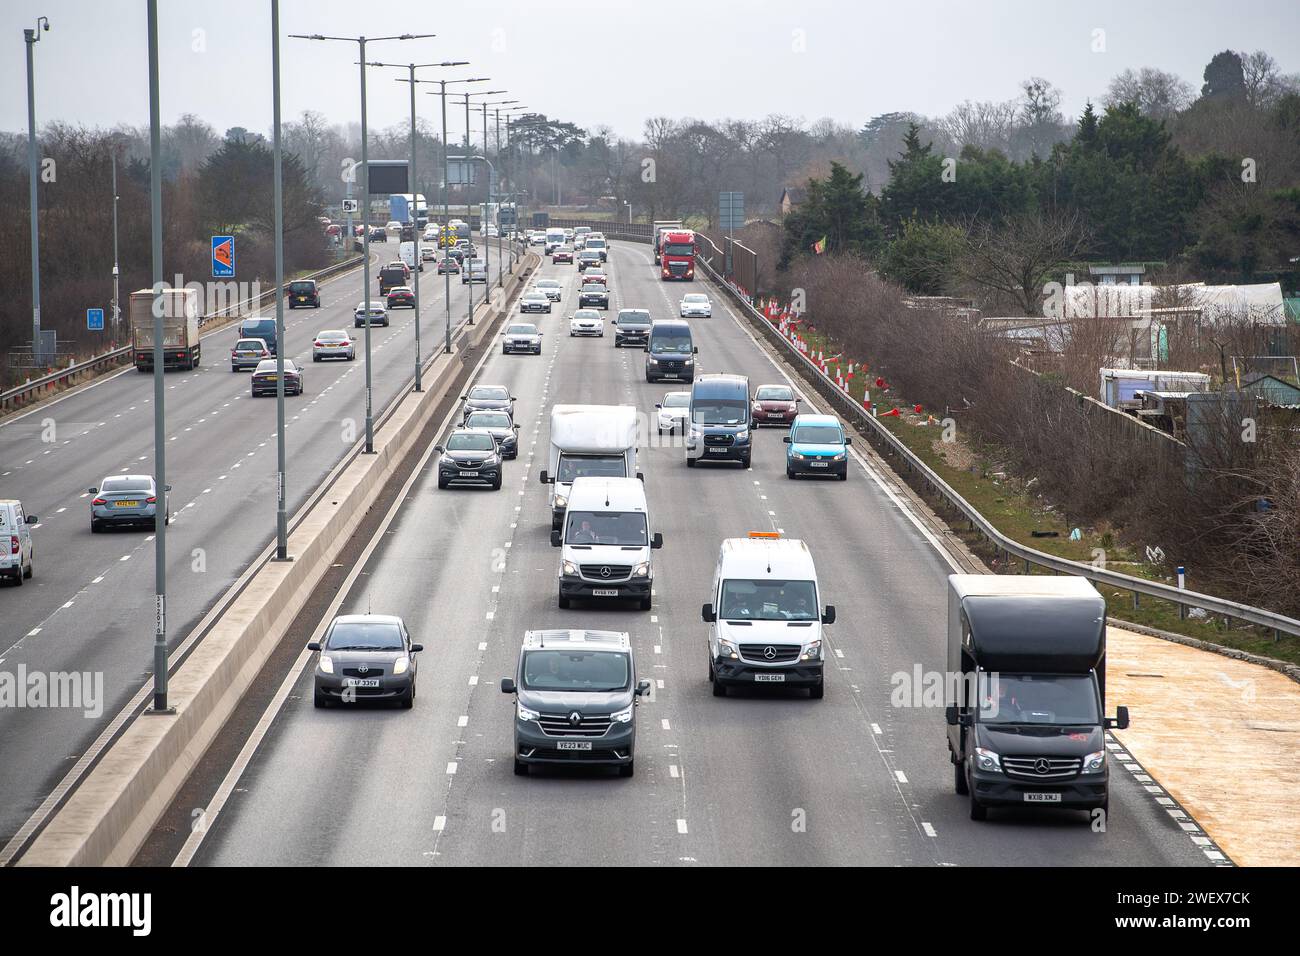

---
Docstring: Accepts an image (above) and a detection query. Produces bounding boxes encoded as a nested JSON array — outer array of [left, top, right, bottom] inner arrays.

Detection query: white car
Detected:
[[655, 391, 690, 434], [680, 293, 712, 318], [420, 246, 438, 262], [485, 224, 499, 237], [529, 233, 547, 246], [354, 301, 390, 327], [501, 322, 543, 355], [386, 220, 403, 232], [313, 329, 356, 362], [569, 308, 605, 337], [535, 279, 563, 302]]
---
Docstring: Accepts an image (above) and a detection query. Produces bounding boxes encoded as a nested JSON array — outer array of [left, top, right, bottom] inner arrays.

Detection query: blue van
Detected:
[[783, 413, 851, 479], [686, 374, 751, 468], [645, 320, 697, 383]]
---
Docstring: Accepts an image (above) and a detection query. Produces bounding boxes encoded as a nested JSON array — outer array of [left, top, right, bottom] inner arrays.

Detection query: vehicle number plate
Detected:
[[1023, 792, 1061, 803], [557, 741, 592, 751], [708, 447, 728, 454], [592, 588, 619, 597], [754, 673, 786, 682], [811, 461, 829, 468], [344, 678, 380, 688], [115, 500, 140, 508], [767, 413, 784, 419], [459, 470, 478, 477]]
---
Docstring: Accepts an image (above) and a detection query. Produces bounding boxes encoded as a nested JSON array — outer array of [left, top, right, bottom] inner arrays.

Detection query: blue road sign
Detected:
[[87, 308, 104, 331], [212, 235, 235, 277]]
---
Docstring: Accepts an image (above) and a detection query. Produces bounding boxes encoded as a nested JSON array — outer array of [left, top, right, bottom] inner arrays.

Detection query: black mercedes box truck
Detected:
[[944, 575, 1130, 822]]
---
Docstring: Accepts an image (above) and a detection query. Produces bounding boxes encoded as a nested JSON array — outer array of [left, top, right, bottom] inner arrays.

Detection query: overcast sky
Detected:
[[3, 0, 1298, 141]]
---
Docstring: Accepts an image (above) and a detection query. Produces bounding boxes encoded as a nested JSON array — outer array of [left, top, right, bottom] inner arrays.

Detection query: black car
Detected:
[[251, 358, 303, 396], [577, 251, 601, 271], [369, 228, 387, 242], [436, 429, 504, 490], [578, 283, 609, 310], [614, 309, 653, 348], [460, 384, 515, 422], [464, 410, 520, 459], [287, 279, 320, 309], [308, 614, 421, 708]]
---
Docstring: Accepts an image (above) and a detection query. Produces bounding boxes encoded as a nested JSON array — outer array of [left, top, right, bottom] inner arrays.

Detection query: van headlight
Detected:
[[736, 428, 749, 443], [554, 493, 568, 509], [717, 639, 740, 660], [800, 641, 822, 661], [832, 452, 846, 461], [517, 703, 540, 722], [1081, 750, 1106, 774], [318, 654, 335, 674], [562, 560, 579, 576], [791, 451, 805, 461], [611, 704, 634, 723], [975, 748, 1002, 773], [632, 562, 650, 578], [392, 657, 409, 676], [648, 357, 659, 365], [684, 358, 694, 365]]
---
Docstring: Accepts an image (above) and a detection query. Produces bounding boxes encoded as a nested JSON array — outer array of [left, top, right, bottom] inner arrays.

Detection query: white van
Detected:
[[538, 405, 640, 531], [545, 227, 566, 253], [0, 499, 38, 586], [701, 533, 835, 698], [398, 241, 423, 272], [551, 477, 662, 610]]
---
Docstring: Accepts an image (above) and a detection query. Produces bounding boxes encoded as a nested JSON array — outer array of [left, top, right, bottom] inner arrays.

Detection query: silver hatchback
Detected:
[[89, 474, 168, 532]]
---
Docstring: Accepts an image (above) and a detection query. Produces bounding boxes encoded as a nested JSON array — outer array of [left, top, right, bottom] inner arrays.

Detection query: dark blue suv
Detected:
[[686, 374, 751, 468]]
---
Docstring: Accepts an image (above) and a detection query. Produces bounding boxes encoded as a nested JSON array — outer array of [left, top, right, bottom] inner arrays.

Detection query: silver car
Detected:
[[89, 474, 168, 532], [535, 279, 563, 302], [313, 330, 355, 362], [655, 391, 691, 434], [501, 322, 543, 355], [569, 309, 605, 337]]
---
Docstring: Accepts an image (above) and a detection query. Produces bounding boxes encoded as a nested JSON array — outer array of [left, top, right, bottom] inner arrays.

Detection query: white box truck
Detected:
[[537, 404, 640, 531]]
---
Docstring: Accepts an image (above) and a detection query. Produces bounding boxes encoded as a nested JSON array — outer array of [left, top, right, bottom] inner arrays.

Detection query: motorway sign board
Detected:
[[719, 191, 745, 232], [211, 235, 234, 278], [366, 160, 409, 194], [86, 308, 104, 331]]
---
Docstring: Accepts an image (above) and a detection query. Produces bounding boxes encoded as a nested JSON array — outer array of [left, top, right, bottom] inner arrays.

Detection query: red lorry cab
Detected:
[[660, 230, 696, 281]]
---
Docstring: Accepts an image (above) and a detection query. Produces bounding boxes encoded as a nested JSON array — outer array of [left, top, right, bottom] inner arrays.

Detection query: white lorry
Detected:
[[538, 404, 640, 531]]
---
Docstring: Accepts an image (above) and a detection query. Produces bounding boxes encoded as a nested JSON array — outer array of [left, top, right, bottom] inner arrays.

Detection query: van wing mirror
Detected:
[[945, 705, 958, 726], [783, 436, 792, 444], [500, 678, 516, 694], [636, 471, 644, 482], [550, 529, 561, 548], [701, 603, 716, 623], [1109, 705, 1131, 730], [821, 605, 836, 625], [651, 532, 663, 549], [693, 346, 699, 354], [307, 641, 322, 652], [539, 470, 551, 484], [27, 514, 38, 523], [636, 680, 652, 697]]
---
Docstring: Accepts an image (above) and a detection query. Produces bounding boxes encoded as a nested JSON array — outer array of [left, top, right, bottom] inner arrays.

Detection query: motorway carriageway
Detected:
[[163, 241, 1211, 867], [0, 243, 513, 854]]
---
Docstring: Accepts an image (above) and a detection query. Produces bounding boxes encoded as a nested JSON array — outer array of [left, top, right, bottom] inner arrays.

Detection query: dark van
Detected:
[[378, 264, 407, 295], [686, 373, 751, 468], [645, 320, 697, 383], [238, 317, 279, 356], [287, 279, 320, 309]]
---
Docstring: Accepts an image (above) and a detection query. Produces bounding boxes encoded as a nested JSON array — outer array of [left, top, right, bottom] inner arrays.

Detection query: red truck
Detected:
[[659, 229, 696, 281]]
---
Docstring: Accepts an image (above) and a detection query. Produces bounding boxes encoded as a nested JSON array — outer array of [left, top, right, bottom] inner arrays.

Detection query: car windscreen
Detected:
[[663, 393, 689, 407], [617, 312, 650, 326], [720, 579, 818, 621], [650, 332, 692, 354], [524, 293, 547, 301], [521, 650, 629, 692], [792, 424, 843, 444], [325, 622, 404, 651], [556, 455, 627, 483], [469, 387, 509, 401], [538, 280, 560, 288], [581, 285, 605, 294], [288, 282, 315, 293], [586, 240, 605, 248], [574, 310, 600, 319], [564, 510, 648, 546], [506, 325, 537, 335], [468, 412, 511, 428], [318, 332, 348, 342], [235, 340, 266, 350], [977, 673, 1100, 726], [756, 386, 794, 401], [101, 478, 153, 493], [446, 433, 496, 452], [684, 295, 708, 303], [691, 397, 747, 425]]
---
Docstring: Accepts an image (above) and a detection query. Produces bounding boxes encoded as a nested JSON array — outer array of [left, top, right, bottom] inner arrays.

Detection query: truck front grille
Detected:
[[1002, 756, 1082, 780]]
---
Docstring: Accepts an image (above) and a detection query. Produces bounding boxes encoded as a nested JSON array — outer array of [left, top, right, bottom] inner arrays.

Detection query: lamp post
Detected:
[[376, 61, 467, 391], [476, 99, 516, 292], [288, 31, 432, 454], [270, 0, 290, 560], [422, 77, 488, 353], [461, 90, 504, 323], [24, 16, 50, 360]]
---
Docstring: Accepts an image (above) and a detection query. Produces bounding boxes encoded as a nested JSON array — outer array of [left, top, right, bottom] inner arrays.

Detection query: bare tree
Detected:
[[957, 207, 1091, 315], [1104, 67, 1195, 120]]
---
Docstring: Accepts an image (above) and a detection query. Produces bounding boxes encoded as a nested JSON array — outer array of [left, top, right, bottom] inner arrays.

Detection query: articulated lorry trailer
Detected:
[[130, 287, 201, 371], [944, 574, 1129, 822]]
